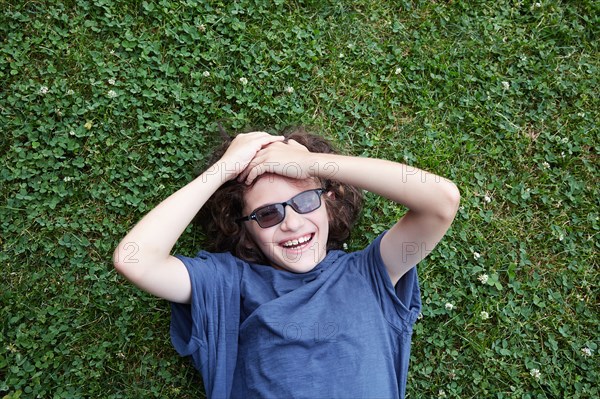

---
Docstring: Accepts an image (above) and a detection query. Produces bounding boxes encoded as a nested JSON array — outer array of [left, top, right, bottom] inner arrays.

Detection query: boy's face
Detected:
[[242, 174, 330, 273]]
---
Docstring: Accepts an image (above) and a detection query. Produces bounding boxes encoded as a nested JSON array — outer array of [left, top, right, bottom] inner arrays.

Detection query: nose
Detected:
[[280, 206, 304, 231]]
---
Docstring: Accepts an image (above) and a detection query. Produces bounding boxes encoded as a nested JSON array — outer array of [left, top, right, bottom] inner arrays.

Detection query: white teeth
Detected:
[[282, 234, 312, 248]]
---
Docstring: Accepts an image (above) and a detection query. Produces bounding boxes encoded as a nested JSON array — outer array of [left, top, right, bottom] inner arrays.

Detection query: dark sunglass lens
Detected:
[[255, 204, 285, 227], [291, 190, 321, 214]]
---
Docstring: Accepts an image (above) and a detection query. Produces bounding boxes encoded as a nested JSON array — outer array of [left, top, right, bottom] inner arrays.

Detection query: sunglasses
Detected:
[[237, 189, 326, 228]]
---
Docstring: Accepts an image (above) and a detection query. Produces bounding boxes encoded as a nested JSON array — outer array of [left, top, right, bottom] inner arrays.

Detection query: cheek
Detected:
[[246, 225, 261, 243], [323, 196, 334, 216], [315, 207, 330, 231], [246, 224, 274, 249], [322, 202, 333, 224], [239, 226, 257, 250]]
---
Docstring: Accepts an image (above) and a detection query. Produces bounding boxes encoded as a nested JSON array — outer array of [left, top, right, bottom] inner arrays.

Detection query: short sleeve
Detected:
[[350, 233, 422, 331], [170, 251, 241, 399]]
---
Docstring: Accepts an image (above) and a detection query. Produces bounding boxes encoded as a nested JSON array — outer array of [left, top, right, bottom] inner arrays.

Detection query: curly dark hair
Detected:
[[195, 126, 363, 265]]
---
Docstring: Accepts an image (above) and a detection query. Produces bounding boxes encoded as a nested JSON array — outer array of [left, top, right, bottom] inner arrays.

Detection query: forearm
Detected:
[[310, 153, 459, 219], [113, 163, 227, 268]]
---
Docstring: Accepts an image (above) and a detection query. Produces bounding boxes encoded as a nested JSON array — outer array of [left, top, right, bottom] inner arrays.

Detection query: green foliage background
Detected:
[[1, 0, 598, 398]]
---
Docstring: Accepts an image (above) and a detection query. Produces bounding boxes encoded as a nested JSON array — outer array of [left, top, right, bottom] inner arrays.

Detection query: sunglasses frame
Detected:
[[237, 188, 326, 228]]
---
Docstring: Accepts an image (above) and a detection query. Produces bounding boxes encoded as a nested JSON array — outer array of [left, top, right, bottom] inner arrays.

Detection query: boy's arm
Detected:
[[113, 132, 284, 303], [241, 142, 460, 285], [313, 154, 460, 285]]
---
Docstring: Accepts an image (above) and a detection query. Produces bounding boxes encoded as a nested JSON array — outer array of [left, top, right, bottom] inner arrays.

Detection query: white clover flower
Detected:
[[117, 351, 126, 359], [502, 81, 510, 90], [67, 89, 75, 95], [473, 252, 481, 261], [69, 130, 76, 136], [63, 176, 72, 182], [542, 161, 550, 169], [581, 347, 593, 357], [239, 77, 248, 85], [438, 390, 447, 398], [198, 24, 206, 32], [445, 302, 454, 311], [108, 78, 116, 85], [534, 2, 542, 7], [203, 71, 210, 77], [577, 112, 585, 117], [395, 67, 402, 75], [530, 368, 541, 379], [480, 311, 490, 320], [484, 195, 491, 203], [478, 274, 489, 284], [338, 53, 345, 58], [284, 86, 294, 94], [39, 86, 49, 94], [107, 90, 117, 98], [110, 50, 116, 55]]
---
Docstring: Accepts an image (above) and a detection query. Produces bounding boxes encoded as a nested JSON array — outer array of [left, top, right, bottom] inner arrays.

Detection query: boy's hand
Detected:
[[239, 139, 314, 184], [218, 132, 285, 181]]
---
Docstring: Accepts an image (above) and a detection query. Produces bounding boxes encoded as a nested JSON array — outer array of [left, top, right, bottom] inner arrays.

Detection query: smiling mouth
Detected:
[[280, 233, 314, 249]]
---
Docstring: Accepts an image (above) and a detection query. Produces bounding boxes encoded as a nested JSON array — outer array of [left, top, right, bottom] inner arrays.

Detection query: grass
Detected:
[[1, 0, 598, 398]]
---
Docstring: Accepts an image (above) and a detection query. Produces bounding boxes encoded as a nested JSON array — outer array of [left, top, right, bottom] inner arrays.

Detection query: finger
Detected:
[[236, 160, 252, 183], [239, 134, 284, 161], [285, 139, 309, 151], [240, 131, 270, 138], [258, 139, 285, 150], [237, 164, 250, 183], [243, 162, 264, 185], [246, 131, 277, 136], [233, 132, 283, 148], [232, 131, 269, 143], [255, 133, 285, 146], [237, 154, 265, 183]]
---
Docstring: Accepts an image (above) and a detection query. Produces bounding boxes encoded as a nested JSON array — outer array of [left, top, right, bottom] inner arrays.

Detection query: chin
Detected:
[[268, 240, 326, 273], [277, 260, 319, 274]]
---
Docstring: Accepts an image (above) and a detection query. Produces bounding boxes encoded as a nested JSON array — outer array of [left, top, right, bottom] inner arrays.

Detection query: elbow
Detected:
[[440, 182, 461, 221], [113, 242, 162, 286], [113, 254, 145, 284], [112, 247, 127, 275], [112, 243, 141, 280]]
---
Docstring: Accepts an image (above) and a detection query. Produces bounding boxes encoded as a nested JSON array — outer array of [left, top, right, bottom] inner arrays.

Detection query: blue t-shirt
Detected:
[[171, 233, 421, 399]]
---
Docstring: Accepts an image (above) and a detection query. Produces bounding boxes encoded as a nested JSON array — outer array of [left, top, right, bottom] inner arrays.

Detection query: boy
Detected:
[[114, 128, 460, 398]]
